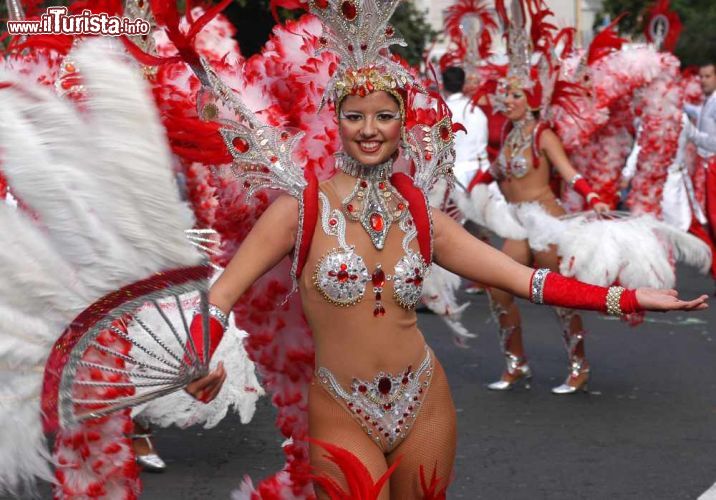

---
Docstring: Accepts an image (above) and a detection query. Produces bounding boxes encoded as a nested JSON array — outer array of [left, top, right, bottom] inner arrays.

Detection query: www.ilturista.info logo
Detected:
[[6, 7, 151, 36]]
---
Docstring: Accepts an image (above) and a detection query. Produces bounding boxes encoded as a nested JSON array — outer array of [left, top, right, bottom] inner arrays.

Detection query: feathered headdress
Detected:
[[475, 0, 583, 120], [644, 0, 682, 53], [308, 0, 426, 115], [440, 0, 498, 72]]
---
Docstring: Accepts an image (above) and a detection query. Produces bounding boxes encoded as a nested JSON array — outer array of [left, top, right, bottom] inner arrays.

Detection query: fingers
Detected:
[[185, 362, 226, 403], [202, 367, 227, 403]]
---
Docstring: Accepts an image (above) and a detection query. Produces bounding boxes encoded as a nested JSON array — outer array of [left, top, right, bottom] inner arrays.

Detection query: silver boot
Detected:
[[487, 298, 532, 391], [551, 308, 589, 395]]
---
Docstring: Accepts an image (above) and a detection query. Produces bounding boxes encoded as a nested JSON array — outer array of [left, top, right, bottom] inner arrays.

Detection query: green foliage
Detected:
[[390, 2, 439, 66], [598, 0, 716, 67]]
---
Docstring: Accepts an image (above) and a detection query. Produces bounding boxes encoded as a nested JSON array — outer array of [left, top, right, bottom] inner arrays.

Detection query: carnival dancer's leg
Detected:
[[387, 358, 456, 498], [486, 238, 533, 390], [533, 199, 588, 394], [309, 381, 390, 500]]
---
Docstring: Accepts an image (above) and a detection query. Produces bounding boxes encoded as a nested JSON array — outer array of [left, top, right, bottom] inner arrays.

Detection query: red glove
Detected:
[[186, 310, 226, 364], [571, 176, 603, 209], [530, 269, 641, 315]]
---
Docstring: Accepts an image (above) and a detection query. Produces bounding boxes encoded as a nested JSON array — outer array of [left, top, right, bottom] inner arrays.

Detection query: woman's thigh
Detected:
[[309, 381, 390, 499], [387, 360, 457, 498]]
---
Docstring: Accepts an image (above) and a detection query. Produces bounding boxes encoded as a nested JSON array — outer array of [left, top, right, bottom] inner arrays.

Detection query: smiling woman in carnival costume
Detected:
[[181, 0, 707, 497]]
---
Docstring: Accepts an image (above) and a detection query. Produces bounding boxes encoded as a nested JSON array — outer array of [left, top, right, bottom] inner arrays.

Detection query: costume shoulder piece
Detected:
[[192, 58, 319, 281]]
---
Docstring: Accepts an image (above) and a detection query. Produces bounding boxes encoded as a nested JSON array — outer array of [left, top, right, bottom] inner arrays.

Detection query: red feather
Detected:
[[419, 464, 449, 499], [645, 0, 682, 53], [309, 439, 402, 500], [587, 13, 627, 65]]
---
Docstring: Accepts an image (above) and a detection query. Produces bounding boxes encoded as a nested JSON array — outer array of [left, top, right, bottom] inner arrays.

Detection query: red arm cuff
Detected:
[[187, 313, 225, 363], [572, 177, 602, 208], [530, 270, 642, 315]]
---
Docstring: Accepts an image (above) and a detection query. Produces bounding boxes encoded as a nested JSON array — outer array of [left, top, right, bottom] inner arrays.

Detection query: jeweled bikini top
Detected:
[[313, 155, 430, 317], [492, 116, 539, 181]]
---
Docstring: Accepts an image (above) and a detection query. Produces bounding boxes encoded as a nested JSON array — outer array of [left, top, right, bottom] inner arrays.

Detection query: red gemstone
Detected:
[[384, 432, 390, 437], [341, 0, 357, 21], [398, 419, 404, 425], [358, 384, 367, 393], [425, 152, 432, 161], [370, 213, 384, 231], [378, 426, 384, 431], [315, 0, 328, 8], [401, 377, 408, 384], [373, 305, 386, 317], [383, 403, 392, 410], [364, 415, 370, 421], [375, 292, 382, 300], [280, 132, 290, 141], [360, 43, 367, 51], [372, 267, 386, 287], [378, 377, 392, 395], [270, 156, 278, 163], [319, 36, 328, 46], [347, 204, 354, 212], [356, 408, 362, 414], [360, 181, 368, 188], [337, 270, 349, 282], [407, 406, 413, 411], [340, 263, 348, 270], [397, 203, 405, 210], [440, 125, 451, 142], [243, 181, 251, 188], [347, 43, 354, 52], [329, 218, 337, 226], [232, 137, 250, 153], [378, 182, 385, 190], [385, 25, 394, 37]]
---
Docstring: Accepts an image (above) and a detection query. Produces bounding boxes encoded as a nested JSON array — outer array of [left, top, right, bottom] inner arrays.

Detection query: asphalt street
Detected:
[[42, 264, 716, 499]]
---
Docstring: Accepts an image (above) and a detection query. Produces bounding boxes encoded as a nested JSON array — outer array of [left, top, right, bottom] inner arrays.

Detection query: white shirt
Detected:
[[445, 92, 489, 188], [685, 93, 716, 158]]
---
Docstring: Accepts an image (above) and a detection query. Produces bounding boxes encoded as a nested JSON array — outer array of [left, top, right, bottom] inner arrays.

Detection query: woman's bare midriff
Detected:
[[498, 147, 566, 217]]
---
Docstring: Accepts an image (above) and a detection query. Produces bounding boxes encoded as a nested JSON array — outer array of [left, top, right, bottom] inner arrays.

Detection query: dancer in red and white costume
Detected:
[[179, 0, 706, 497]]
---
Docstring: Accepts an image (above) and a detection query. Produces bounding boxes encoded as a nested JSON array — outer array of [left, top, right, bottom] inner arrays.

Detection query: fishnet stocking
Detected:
[[308, 359, 456, 499]]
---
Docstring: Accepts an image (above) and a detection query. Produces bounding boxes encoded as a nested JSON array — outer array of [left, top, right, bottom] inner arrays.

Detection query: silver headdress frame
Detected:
[[308, 0, 426, 112]]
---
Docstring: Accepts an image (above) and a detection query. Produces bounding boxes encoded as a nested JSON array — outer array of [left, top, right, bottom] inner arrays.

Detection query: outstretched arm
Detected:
[[432, 209, 708, 312], [540, 129, 610, 212]]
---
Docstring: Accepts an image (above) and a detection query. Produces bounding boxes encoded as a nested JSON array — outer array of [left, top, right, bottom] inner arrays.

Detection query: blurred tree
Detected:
[[597, 0, 716, 67], [229, 0, 437, 65]]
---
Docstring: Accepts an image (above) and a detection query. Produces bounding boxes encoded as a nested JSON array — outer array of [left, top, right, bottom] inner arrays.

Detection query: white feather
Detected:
[[454, 184, 528, 240], [421, 265, 477, 346], [0, 39, 205, 494], [513, 205, 711, 288]]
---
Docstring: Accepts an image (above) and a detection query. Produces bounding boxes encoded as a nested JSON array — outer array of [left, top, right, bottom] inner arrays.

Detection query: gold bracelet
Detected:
[[606, 286, 625, 316]]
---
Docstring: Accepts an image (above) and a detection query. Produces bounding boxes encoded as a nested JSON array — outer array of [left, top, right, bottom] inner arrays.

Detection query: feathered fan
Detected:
[[0, 39, 216, 493]]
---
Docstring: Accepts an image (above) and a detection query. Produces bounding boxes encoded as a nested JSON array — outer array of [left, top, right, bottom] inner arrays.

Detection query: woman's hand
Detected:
[[636, 289, 709, 312], [593, 202, 610, 214], [185, 361, 226, 404]]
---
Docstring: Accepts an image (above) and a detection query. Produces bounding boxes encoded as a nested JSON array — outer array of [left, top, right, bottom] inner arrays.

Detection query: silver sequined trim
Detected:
[[530, 268, 550, 304]]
